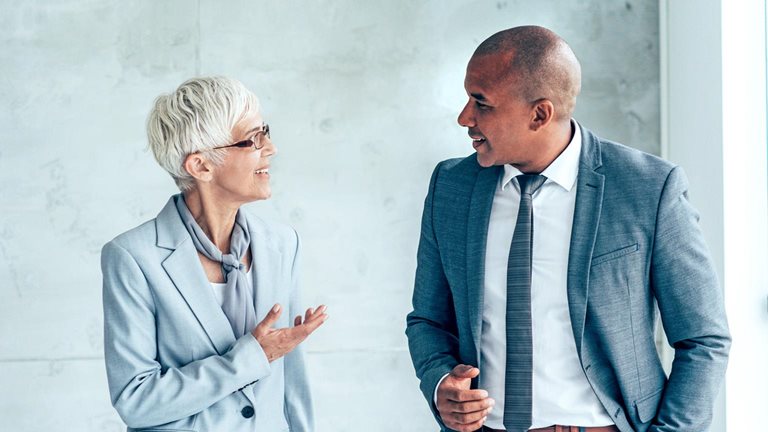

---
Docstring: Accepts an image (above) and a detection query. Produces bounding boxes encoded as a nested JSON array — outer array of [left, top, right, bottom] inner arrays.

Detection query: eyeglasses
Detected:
[[212, 123, 270, 151]]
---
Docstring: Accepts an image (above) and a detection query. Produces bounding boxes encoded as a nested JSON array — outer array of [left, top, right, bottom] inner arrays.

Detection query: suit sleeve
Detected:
[[405, 161, 461, 428], [283, 229, 315, 432], [101, 241, 272, 429], [649, 166, 731, 431]]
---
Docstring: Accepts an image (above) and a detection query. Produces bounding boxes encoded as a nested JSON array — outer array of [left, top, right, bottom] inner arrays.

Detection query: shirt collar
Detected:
[[501, 120, 582, 192]]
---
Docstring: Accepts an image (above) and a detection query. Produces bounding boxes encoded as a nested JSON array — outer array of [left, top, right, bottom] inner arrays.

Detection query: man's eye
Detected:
[[475, 101, 491, 110]]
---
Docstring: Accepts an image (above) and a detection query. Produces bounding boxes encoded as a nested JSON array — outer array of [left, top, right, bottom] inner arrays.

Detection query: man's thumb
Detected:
[[451, 364, 480, 380]]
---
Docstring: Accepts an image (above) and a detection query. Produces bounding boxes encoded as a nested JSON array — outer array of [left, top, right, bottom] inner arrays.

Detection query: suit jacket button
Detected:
[[241, 406, 255, 418]]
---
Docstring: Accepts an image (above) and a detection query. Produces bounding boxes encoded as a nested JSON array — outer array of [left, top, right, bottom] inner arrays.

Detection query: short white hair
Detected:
[[147, 76, 260, 191]]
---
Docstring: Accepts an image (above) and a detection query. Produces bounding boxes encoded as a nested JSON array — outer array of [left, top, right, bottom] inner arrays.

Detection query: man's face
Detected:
[[458, 53, 537, 169]]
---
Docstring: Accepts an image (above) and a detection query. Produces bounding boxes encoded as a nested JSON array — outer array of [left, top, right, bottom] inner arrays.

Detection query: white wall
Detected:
[[0, 1, 660, 431]]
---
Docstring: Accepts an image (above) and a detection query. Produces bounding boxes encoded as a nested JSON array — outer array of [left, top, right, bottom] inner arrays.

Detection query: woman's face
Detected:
[[209, 109, 277, 204]]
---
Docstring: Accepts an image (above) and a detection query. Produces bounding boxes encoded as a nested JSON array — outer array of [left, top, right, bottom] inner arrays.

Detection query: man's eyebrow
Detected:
[[470, 92, 487, 102]]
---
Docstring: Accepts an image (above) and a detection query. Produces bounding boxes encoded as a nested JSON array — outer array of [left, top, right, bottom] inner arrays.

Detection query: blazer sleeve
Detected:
[[102, 241, 272, 428], [649, 166, 731, 431], [405, 161, 461, 428], [282, 229, 315, 432]]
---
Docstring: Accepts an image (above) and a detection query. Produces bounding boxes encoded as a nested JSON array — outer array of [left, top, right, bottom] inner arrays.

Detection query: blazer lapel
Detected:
[[247, 220, 283, 323], [155, 196, 237, 356], [567, 128, 605, 355], [242, 216, 283, 407], [466, 164, 502, 355]]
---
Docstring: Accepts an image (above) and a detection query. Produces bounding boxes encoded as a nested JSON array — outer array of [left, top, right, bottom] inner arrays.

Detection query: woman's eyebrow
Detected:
[[244, 123, 267, 135]]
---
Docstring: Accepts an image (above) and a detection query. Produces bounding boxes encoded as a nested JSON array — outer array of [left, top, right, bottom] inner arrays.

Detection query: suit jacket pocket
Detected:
[[591, 243, 639, 266], [634, 388, 663, 423]]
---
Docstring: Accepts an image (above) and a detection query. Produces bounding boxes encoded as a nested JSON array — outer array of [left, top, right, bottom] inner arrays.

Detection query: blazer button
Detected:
[[241, 406, 255, 418]]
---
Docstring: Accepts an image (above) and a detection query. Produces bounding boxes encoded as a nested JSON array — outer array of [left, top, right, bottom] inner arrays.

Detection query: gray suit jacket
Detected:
[[102, 196, 313, 432], [406, 126, 730, 431]]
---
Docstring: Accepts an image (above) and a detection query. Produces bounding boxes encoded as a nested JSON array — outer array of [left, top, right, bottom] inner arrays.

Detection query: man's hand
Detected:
[[436, 364, 495, 432], [251, 303, 327, 362]]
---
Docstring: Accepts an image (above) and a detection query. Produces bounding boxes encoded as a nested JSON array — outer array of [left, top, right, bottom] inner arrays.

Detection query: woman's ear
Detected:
[[530, 99, 555, 131], [183, 153, 214, 183]]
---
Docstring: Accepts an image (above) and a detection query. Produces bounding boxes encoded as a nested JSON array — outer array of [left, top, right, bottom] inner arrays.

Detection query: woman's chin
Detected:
[[251, 188, 271, 201]]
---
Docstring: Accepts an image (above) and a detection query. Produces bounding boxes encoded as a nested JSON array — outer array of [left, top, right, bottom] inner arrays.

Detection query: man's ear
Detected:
[[183, 153, 214, 183], [530, 99, 555, 131]]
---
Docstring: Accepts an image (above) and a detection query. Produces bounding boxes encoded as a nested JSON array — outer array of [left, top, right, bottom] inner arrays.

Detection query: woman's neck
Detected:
[[182, 188, 239, 252]]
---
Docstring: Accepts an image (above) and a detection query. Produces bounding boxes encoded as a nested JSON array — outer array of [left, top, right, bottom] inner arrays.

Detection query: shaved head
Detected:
[[473, 26, 582, 121]]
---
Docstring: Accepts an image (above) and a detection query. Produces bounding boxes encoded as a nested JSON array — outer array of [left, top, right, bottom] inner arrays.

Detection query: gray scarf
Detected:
[[175, 194, 256, 338]]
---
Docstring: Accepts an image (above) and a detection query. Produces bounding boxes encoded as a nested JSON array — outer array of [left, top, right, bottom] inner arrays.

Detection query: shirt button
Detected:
[[241, 406, 255, 418]]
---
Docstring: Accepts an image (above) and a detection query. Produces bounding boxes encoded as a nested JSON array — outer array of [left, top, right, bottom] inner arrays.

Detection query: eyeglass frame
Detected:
[[210, 123, 270, 152]]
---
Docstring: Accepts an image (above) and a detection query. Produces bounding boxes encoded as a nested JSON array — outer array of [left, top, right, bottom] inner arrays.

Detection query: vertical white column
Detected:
[[661, 0, 727, 428], [722, 1, 768, 430], [664, 0, 768, 430]]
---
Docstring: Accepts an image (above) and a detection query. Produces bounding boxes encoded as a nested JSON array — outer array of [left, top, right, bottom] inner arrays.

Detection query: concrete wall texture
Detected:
[[0, 1, 659, 431]]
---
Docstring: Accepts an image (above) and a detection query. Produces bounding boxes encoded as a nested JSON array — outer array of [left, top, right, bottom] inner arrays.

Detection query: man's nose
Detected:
[[457, 101, 475, 127]]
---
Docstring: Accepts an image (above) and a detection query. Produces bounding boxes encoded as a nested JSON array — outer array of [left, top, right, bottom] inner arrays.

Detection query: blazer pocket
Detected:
[[591, 243, 639, 266], [634, 388, 663, 423]]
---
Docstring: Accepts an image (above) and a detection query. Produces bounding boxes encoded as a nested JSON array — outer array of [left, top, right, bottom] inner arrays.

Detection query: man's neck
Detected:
[[521, 120, 575, 174]]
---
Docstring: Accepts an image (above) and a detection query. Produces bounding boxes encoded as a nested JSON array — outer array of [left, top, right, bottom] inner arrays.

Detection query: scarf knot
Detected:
[[174, 194, 257, 338]]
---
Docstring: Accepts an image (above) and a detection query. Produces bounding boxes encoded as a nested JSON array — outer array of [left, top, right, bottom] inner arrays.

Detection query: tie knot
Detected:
[[516, 174, 547, 196]]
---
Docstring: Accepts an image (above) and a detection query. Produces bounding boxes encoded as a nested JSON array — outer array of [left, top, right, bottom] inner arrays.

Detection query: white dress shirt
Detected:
[[476, 122, 612, 428], [429, 123, 615, 427]]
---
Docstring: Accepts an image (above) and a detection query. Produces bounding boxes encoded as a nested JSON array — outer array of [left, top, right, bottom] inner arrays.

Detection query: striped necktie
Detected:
[[504, 174, 547, 432]]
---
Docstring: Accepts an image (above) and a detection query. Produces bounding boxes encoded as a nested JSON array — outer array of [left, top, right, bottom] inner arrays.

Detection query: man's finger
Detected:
[[451, 416, 487, 432], [449, 398, 495, 414], [294, 315, 302, 327], [445, 388, 489, 403], [449, 407, 491, 427], [256, 304, 282, 330]]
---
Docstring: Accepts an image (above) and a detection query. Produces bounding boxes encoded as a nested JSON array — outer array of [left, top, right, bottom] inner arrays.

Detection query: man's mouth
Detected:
[[470, 135, 487, 148], [254, 167, 269, 175]]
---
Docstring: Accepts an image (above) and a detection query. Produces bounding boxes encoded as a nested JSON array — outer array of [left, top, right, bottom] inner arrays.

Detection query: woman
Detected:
[[101, 76, 326, 432]]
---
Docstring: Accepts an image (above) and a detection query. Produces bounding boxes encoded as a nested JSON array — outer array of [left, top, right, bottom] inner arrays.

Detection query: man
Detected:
[[405, 26, 730, 432]]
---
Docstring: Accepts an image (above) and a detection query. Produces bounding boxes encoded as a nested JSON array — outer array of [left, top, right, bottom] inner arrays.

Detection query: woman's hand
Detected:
[[251, 303, 327, 362]]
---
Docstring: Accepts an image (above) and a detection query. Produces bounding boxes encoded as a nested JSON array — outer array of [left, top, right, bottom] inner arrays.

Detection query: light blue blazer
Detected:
[[102, 196, 313, 432], [406, 125, 731, 431]]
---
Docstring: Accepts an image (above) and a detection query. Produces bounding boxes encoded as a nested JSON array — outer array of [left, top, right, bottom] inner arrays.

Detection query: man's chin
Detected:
[[476, 153, 495, 168]]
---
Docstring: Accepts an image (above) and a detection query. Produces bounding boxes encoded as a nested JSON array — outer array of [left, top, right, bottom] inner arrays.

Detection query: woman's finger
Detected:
[[255, 304, 282, 331], [306, 305, 326, 322]]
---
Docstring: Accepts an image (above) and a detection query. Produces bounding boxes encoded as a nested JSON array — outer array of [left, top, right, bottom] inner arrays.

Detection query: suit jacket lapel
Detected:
[[466, 164, 502, 354], [155, 196, 237, 356], [567, 128, 605, 355]]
